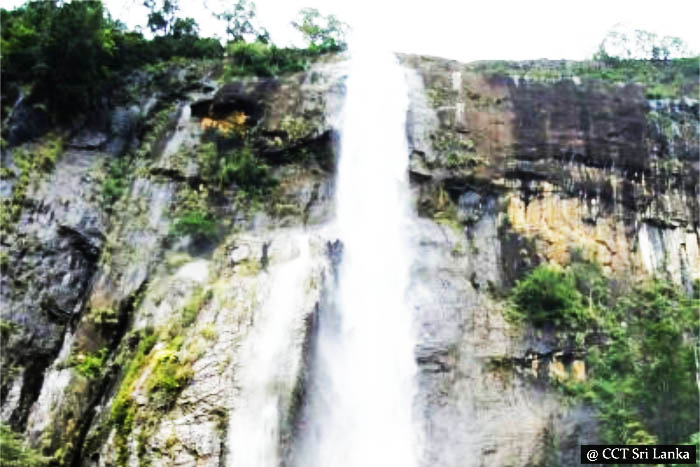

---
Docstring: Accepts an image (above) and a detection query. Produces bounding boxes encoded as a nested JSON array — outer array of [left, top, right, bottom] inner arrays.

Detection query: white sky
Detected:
[[3, 0, 699, 61]]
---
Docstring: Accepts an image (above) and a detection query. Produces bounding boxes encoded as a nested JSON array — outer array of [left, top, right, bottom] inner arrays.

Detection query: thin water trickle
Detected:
[[294, 41, 420, 467]]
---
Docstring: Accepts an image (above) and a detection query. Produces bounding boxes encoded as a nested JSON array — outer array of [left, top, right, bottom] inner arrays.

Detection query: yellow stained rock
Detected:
[[548, 360, 567, 381], [506, 193, 633, 273], [200, 112, 248, 136], [571, 360, 586, 382]]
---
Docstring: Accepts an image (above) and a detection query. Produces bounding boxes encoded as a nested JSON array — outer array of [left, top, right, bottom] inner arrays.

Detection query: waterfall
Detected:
[[294, 42, 420, 467], [226, 235, 312, 467]]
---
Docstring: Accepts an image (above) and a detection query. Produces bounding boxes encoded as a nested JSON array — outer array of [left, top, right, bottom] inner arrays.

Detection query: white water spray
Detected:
[[295, 42, 420, 467], [226, 236, 312, 467]]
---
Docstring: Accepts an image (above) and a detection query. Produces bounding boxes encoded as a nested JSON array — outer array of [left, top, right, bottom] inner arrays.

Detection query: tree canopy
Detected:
[[292, 7, 348, 50], [1, 1, 347, 124], [1, 0, 223, 121]]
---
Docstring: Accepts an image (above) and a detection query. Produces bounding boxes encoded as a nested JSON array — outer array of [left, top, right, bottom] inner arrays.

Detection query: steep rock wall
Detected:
[[399, 54, 698, 466], [1, 56, 347, 466]]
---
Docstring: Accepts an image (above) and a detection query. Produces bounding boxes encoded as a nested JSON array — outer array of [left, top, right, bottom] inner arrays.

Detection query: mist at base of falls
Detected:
[[291, 40, 421, 467]]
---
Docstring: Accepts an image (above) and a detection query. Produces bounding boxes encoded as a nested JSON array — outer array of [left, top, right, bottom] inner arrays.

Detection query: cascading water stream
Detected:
[[226, 236, 311, 467], [294, 42, 420, 467]]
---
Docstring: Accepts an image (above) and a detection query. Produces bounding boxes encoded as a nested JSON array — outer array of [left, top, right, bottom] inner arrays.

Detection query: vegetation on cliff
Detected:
[[0, 424, 49, 466], [0, 1, 220, 121], [509, 259, 699, 448], [472, 29, 698, 98], [1, 0, 346, 123]]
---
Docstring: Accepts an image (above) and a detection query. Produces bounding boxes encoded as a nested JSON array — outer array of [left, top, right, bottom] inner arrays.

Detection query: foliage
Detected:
[[181, 286, 212, 328], [169, 184, 218, 240], [0, 319, 19, 340], [567, 250, 609, 309], [218, 146, 271, 190], [472, 28, 698, 99], [34, 132, 63, 171], [474, 57, 699, 99], [510, 265, 591, 328], [197, 139, 274, 193], [0, 424, 49, 466], [171, 208, 218, 240], [291, 7, 348, 50], [594, 26, 692, 62], [509, 258, 699, 447], [110, 281, 208, 461], [143, 0, 180, 35], [215, 0, 269, 43], [1, 1, 115, 118], [1, 1, 222, 121], [101, 158, 130, 208], [110, 330, 157, 464], [70, 348, 109, 379], [222, 40, 339, 79], [565, 280, 699, 446], [0, 134, 63, 236], [145, 342, 193, 408]]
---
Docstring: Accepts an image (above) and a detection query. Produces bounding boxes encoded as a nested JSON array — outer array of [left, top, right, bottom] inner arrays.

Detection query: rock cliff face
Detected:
[[400, 54, 698, 466], [0, 52, 697, 466]]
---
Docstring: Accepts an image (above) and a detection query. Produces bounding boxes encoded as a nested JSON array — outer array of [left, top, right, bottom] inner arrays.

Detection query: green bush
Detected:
[[70, 348, 108, 379], [171, 209, 217, 240], [510, 265, 589, 328], [509, 259, 699, 447], [218, 146, 271, 190], [101, 158, 129, 208], [198, 140, 274, 194]]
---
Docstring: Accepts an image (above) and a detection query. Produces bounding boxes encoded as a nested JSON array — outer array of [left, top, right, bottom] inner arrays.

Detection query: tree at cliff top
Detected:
[[1, 1, 347, 123], [292, 7, 348, 51], [214, 0, 270, 43], [0, 0, 222, 122], [594, 25, 693, 63], [143, 0, 180, 35]]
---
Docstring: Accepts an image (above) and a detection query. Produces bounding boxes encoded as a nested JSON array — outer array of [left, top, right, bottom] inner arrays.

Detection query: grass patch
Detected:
[[221, 40, 340, 80], [101, 158, 130, 208], [109, 284, 212, 461], [110, 330, 157, 465], [0, 424, 49, 466], [171, 209, 218, 240]]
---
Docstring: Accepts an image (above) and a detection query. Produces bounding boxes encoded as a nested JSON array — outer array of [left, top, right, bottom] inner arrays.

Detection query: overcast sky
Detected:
[[4, 0, 699, 61]]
